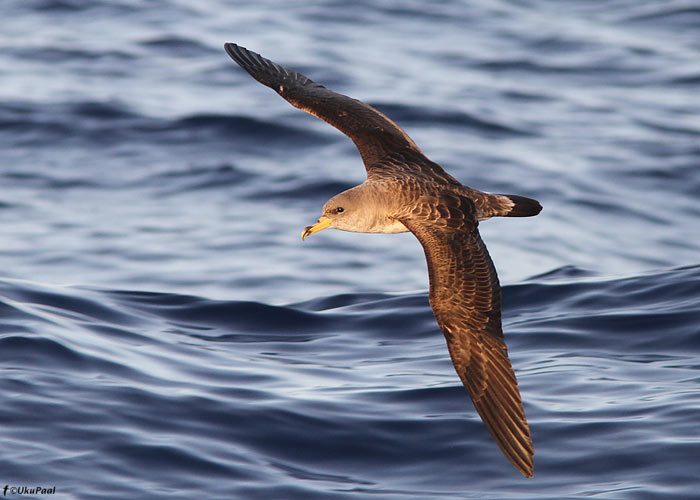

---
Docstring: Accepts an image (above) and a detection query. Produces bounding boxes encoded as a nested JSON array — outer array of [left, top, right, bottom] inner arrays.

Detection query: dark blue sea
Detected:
[[1, 1, 699, 499]]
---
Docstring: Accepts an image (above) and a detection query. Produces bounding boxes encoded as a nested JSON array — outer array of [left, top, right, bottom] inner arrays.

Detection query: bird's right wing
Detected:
[[400, 193, 534, 477], [224, 43, 426, 172]]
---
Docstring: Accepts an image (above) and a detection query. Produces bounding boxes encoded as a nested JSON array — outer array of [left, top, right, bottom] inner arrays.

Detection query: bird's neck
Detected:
[[353, 181, 410, 234]]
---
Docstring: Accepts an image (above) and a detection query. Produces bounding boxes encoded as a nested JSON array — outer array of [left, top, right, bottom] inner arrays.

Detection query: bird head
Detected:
[[302, 188, 368, 239]]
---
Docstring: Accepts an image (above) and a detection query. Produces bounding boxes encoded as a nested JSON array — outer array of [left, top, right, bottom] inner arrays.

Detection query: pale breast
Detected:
[[372, 218, 410, 234]]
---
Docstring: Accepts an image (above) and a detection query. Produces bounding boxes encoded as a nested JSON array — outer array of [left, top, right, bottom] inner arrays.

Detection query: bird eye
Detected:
[[336, 207, 344, 213]]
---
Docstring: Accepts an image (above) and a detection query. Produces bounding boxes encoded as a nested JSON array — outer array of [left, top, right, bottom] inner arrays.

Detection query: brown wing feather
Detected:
[[224, 43, 424, 171], [401, 194, 534, 477]]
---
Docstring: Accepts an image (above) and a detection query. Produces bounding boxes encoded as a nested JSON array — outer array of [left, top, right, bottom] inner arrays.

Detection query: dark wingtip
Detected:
[[223, 42, 259, 69], [224, 42, 245, 64], [517, 452, 535, 478], [222, 42, 318, 94], [223, 42, 239, 58], [223, 42, 279, 88]]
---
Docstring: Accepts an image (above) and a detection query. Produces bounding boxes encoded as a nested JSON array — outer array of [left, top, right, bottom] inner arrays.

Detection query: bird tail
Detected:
[[497, 194, 542, 217]]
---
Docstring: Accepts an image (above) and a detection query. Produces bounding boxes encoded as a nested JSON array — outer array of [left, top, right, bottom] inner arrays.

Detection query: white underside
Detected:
[[372, 218, 409, 234]]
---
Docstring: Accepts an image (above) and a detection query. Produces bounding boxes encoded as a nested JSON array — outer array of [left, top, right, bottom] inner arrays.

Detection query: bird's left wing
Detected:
[[400, 193, 534, 477], [224, 43, 424, 171]]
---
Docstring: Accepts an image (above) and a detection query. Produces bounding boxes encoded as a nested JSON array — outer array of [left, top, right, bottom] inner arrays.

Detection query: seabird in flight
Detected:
[[224, 43, 542, 477]]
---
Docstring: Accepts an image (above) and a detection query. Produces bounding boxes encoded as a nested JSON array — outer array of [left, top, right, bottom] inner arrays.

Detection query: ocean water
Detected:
[[1, 1, 699, 499]]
